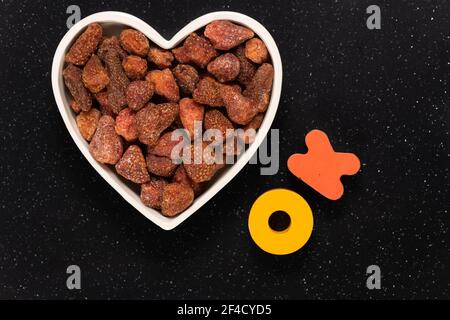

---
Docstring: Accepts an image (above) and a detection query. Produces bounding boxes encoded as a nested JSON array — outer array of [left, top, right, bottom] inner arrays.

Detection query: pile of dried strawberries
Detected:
[[63, 20, 274, 217]]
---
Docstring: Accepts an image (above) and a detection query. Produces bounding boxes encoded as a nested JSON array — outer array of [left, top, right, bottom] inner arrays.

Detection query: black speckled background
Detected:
[[0, 0, 449, 299]]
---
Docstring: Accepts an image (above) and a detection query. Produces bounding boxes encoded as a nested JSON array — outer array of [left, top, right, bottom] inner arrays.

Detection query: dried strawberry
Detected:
[[94, 91, 114, 116], [179, 98, 204, 139], [234, 45, 256, 86], [65, 23, 103, 66], [119, 29, 149, 57], [135, 103, 179, 146], [89, 115, 123, 164], [204, 20, 254, 50], [146, 153, 178, 177], [149, 131, 184, 159], [243, 63, 274, 112], [115, 108, 138, 142], [98, 36, 128, 61], [146, 69, 180, 102], [173, 64, 199, 95], [148, 46, 174, 69], [207, 53, 240, 83], [115, 145, 150, 183], [183, 143, 219, 183], [161, 183, 194, 217], [221, 85, 258, 125], [126, 80, 154, 111], [63, 64, 92, 112], [82, 54, 109, 93], [244, 38, 268, 64], [76, 108, 101, 141], [103, 49, 130, 113], [141, 178, 168, 209], [70, 100, 82, 113], [172, 166, 203, 196], [204, 109, 234, 141], [172, 33, 218, 68], [192, 76, 223, 107], [122, 55, 148, 80]]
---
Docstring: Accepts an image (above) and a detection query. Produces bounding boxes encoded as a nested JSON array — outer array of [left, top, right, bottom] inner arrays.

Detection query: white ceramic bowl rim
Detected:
[[51, 11, 282, 230]]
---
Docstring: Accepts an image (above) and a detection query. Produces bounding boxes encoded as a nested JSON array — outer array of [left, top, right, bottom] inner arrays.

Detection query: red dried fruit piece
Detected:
[[161, 183, 194, 217], [146, 153, 178, 177], [89, 115, 123, 164], [103, 49, 130, 113], [122, 55, 148, 80], [243, 63, 274, 112], [135, 103, 179, 146], [149, 131, 184, 158], [244, 38, 269, 64], [145, 69, 180, 102], [148, 46, 174, 69], [179, 98, 204, 139], [140, 178, 168, 209], [234, 45, 256, 86], [82, 54, 109, 93], [204, 109, 234, 141], [70, 100, 82, 113], [76, 108, 101, 141], [173, 166, 203, 196], [94, 91, 114, 116], [172, 64, 199, 95], [221, 85, 258, 125], [242, 113, 264, 144], [204, 20, 254, 50], [115, 108, 138, 142], [183, 143, 218, 183], [98, 36, 128, 61], [126, 80, 154, 111], [119, 29, 150, 57], [192, 76, 223, 107], [172, 33, 218, 68], [65, 23, 103, 66], [63, 64, 92, 112], [115, 145, 150, 184], [207, 53, 240, 83]]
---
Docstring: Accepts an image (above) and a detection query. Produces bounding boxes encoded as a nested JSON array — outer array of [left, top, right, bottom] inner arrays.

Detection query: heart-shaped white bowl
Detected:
[[52, 11, 282, 230]]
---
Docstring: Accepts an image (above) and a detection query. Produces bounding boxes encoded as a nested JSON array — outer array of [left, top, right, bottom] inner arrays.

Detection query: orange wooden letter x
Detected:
[[287, 130, 361, 200]]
